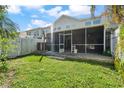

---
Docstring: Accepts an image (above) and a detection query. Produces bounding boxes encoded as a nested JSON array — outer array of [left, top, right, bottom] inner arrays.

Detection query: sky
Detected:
[[7, 5, 105, 32]]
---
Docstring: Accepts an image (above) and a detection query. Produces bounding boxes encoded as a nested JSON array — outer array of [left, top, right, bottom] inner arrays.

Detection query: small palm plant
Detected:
[[0, 5, 18, 72]]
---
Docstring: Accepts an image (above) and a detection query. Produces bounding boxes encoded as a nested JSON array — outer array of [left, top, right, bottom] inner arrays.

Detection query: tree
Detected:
[[106, 5, 124, 24], [90, 5, 96, 18], [0, 5, 18, 72], [90, 5, 124, 80], [0, 6, 18, 39], [106, 5, 124, 71]]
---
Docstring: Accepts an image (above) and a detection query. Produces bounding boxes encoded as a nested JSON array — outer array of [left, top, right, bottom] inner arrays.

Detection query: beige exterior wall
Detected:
[[53, 15, 106, 33], [19, 32, 27, 38], [23, 26, 51, 39], [53, 15, 82, 32]]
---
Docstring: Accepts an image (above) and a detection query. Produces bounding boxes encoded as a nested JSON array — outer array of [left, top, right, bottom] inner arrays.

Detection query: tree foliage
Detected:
[[0, 5, 18, 72], [106, 5, 124, 24], [104, 5, 124, 80], [0, 6, 18, 39], [90, 5, 96, 18], [90, 6, 124, 77]]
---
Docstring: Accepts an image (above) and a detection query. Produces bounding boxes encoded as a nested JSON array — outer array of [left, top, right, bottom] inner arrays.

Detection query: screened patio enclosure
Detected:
[[52, 25, 104, 54]]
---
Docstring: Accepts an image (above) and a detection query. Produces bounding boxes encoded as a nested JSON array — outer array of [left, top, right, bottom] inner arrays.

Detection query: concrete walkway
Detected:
[[42, 52, 114, 63]]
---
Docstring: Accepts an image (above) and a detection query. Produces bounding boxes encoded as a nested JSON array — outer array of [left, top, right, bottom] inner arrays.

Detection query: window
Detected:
[[37, 31, 39, 36], [87, 26, 104, 44], [93, 19, 101, 25], [41, 30, 44, 34], [54, 28, 56, 31], [27, 32, 31, 35], [47, 30, 50, 33], [34, 32, 37, 36], [57, 27, 61, 30], [45, 29, 48, 32], [66, 25, 70, 29], [85, 21, 91, 26], [34, 33, 36, 36]]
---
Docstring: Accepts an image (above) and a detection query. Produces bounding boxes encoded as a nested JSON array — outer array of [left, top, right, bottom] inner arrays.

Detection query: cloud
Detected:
[[26, 24, 33, 30], [31, 19, 51, 27], [68, 5, 90, 16], [25, 5, 43, 9], [40, 5, 90, 18], [31, 15, 39, 18], [26, 19, 51, 31], [7, 5, 21, 14], [40, 6, 63, 17]]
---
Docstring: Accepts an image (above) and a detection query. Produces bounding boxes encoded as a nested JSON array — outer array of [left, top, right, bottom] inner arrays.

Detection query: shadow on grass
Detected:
[[8, 53, 41, 60], [7, 54, 114, 70], [62, 58, 114, 70]]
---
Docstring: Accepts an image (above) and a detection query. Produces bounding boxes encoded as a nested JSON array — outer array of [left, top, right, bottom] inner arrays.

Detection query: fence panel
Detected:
[[8, 38, 41, 58]]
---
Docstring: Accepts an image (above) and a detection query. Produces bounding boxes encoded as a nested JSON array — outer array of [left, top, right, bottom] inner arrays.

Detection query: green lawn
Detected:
[[0, 55, 124, 88]]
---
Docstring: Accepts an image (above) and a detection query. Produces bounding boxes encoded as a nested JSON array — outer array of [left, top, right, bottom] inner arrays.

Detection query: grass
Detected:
[[0, 55, 124, 88], [0, 72, 5, 86]]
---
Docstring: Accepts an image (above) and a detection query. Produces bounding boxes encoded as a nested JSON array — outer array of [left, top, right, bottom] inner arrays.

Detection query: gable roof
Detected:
[[53, 15, 80, 24], [24, 26, 51, 32]]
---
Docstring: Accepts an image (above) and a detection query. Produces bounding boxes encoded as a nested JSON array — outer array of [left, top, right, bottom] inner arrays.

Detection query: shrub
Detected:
[[114, 24, 124, 81], [0, 54, 8, 72], [102, 49, 112, 56]]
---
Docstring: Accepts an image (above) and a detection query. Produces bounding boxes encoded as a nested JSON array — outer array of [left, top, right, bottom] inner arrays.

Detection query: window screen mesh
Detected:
[[76, 45, 85, 53], [72, 29, 85, 44], [52, 26, 104, 54], [87, 26, 104, 44], [54, 45, 59, 52], [46, 33, 51, 44], [53, 33, 59, 44], [46, 44, 51, 51], [106, 31, 111, 50], [87, 45, 103, 54]]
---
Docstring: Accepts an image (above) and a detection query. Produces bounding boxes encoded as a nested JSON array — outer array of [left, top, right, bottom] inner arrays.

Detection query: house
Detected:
[[20, 14, 119, 55], [19, 31, 27, 38], [20, 26, 51, 51], [46, 14, 119, 55], [25, 26, 51, 39]]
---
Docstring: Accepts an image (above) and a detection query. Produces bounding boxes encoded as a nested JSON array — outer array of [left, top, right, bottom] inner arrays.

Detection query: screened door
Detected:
[[59, 33, 64, 53]]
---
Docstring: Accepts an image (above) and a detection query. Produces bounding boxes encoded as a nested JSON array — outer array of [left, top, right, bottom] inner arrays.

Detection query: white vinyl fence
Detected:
[[8, 38, 42, 58], [111, 28, 120, 56], [111, 27, 124, 61]]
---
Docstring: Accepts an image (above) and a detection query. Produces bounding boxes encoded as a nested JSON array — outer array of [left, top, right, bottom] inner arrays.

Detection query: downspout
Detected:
[[104, 27, 106, 52]]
